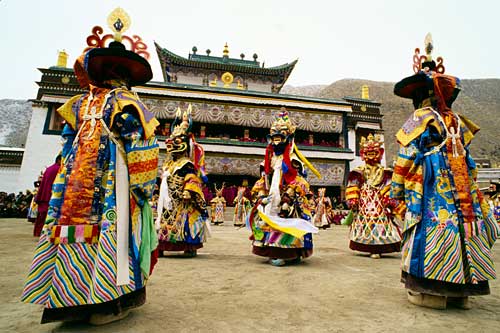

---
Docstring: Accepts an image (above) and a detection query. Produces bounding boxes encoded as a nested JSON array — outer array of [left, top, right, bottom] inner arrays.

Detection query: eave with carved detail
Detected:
[[36, 67, 85, 100], [343, 96, 383, 129]]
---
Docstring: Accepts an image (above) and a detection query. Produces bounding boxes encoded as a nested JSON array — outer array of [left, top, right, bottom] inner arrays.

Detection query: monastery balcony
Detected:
[[156, 135, 354, 161]]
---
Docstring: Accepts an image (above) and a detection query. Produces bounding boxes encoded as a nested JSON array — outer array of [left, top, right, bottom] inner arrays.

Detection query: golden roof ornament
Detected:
[[361, 85, 369, 99], [222, 72, 234, 87], [57, 50, 68, 68], [223, 43, 229, 57]]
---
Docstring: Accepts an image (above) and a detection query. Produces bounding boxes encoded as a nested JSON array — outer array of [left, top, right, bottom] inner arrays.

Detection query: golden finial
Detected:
[[57, 50, 68, 68], [361, 85, 369, 99], [107, 7, 131, 43], [223, 42, 229, 57], [424, 33, 433, 62]]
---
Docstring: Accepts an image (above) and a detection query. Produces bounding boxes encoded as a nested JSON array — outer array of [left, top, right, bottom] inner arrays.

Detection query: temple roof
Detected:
[[343, 96, 381, 106], [155, 42, 298, 83]]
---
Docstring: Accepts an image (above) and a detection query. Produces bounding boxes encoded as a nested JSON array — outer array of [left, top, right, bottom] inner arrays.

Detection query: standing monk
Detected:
[[33, 155, 60, 237], [21, 8, 160, 324], [391, 34, 499, 309]]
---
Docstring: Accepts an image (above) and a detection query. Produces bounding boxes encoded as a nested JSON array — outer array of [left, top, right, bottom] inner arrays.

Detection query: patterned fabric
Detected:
[[391, 108, 499, 285], [312, 190, 333, 228], [210, 197, 226, 223], [21, 84, 159, 309], [233, 190, 251, 226], [347, 167, 401, 249], [157, 158, 208, 247], [249, 154, 316, 255], [49, 225, 99, 244]]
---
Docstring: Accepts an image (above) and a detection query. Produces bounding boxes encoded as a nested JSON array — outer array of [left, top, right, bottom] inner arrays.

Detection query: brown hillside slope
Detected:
[[317, 79, 500, 165]]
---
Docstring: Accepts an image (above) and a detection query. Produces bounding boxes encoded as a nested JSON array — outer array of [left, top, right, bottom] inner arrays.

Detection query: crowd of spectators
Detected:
[[0, 190, 34, 218]]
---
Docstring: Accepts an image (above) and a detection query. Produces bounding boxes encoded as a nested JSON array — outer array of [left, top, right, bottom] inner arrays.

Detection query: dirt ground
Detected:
[[1, 214, 499, 333]]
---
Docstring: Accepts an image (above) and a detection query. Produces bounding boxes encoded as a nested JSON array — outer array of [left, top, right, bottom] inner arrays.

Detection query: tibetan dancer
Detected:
[[484, 182, 500, 222], [345, 134, 401, 258], [210, 184, 226, 225], [27, 175, 42, 223], [391, 34, 499, 309], [21, 9, 160, 324], [233, 186, 251, 227], [248, 109, 319, 266], [156, 105, 210, 257], [313, 188, 334, 229]]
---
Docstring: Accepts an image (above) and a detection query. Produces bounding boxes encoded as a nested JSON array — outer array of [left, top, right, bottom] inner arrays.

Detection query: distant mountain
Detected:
[[0, 99, 32, 148], [313, 78, 500, 165], [280, 84, 326, 97]]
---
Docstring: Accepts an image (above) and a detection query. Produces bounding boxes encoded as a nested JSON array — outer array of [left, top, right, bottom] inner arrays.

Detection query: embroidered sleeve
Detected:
[[391, 142, 419, 201], [117, 112, 159, 206]]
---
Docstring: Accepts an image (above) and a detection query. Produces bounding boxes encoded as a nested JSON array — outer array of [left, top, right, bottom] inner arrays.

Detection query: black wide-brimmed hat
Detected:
[[394, 63, 434, 100], [86, 41, 152, 86]]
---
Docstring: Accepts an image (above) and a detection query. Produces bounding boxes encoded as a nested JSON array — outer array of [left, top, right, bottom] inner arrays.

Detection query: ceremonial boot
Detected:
[[183, 250, 197, 258], [286, 256, 302, 265], [407, 291, 446, 310], [269, 258, 285, 266], [447, 297, 471, 310], [370, 254, 381, 259], [89, 310, 130, 325]]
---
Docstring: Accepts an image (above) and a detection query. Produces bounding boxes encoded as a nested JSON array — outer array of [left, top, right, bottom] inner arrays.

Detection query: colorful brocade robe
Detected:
[[346, 166, 401, 248], [249, 154, 317, 253], [21, 86, 159, 309], [157, 158, 209, 246], [233, 195, 251, 226], [210, 196, 226, 224], [391, 107, 499, 285]]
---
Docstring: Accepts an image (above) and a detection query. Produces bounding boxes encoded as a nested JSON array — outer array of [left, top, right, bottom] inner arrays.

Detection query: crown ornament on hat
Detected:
[[270, 107, 296, 136], [412, 33, 444, 74], [360, 133, 383, 149], [171, 104, 193, 137], [84, 7, 150, 59]]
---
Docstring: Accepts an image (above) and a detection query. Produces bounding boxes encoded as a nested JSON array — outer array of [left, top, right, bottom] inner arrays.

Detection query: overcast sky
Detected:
[[1, 0, 499, 99]]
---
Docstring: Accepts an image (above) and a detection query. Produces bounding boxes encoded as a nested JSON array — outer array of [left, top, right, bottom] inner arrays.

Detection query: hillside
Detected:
[[0, 99, 32, 148], [313, 78, 500, 165], [280, 84, 326, 97]]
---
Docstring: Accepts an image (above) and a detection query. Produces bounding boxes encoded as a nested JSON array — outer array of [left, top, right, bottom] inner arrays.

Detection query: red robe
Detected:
[[33, 162, 59, 236]]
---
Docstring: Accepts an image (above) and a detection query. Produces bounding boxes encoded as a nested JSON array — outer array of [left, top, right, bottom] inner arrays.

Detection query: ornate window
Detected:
[[43, 104, 65, 134]]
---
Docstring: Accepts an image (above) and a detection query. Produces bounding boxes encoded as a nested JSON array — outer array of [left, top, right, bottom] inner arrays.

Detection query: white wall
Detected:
[[0, 165, 21, 192], [348, 128, 362, 171], [18, 105, 61, 191]]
